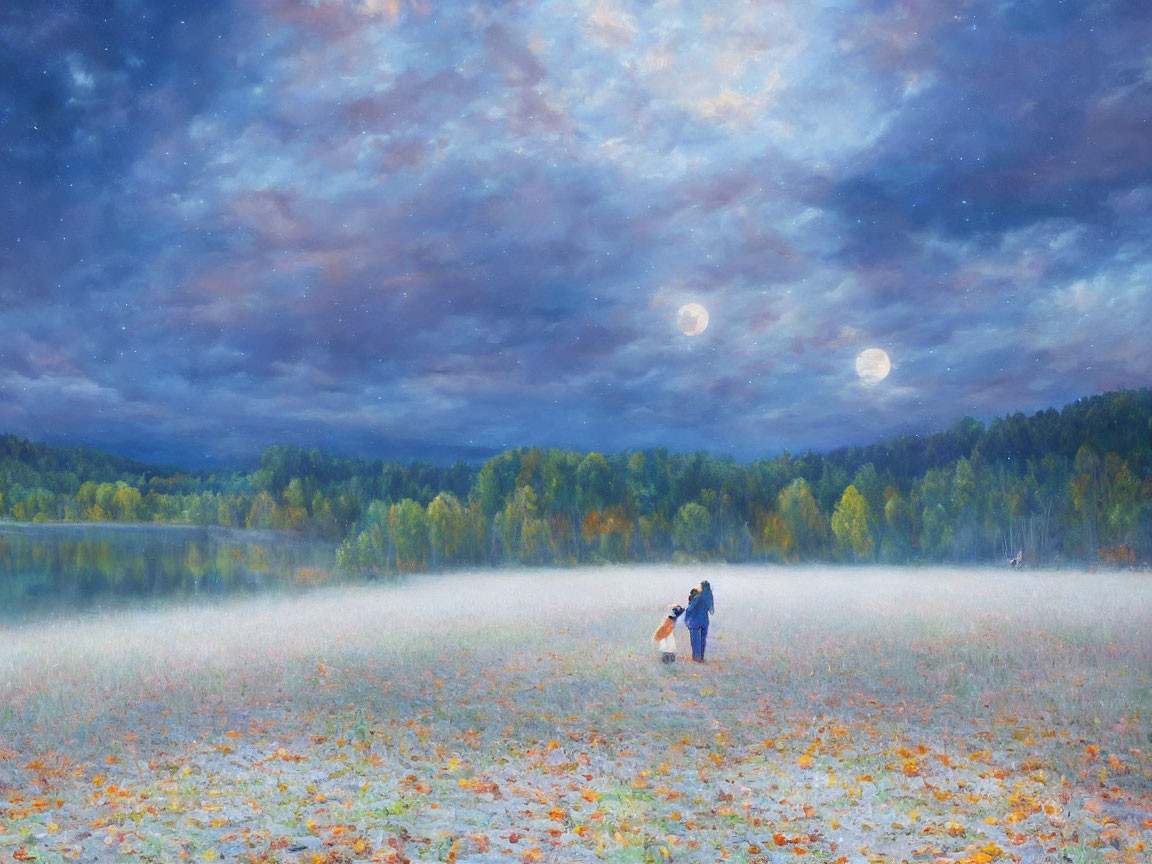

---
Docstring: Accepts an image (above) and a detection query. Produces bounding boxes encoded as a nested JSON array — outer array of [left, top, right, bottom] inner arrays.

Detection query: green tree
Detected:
[[472, 452, 518, 518], [340, 500, 392, 573], [851, 463, 886, 518], [540, 449, 581, 562], [638, 512, 671, 559], [916, 468, 953, 560], [497, 486, 556, 565], [672, 501, 711, 559], [815, 462, 850, 514], [880, 488, 913, 563], [1101, 452, 1138, 555], [950, 457, 978, 557], [1071, 445, 1102, 560], [310, 491, 338, 539], [576, 452, 613, 514], [217, 497, 241, 528]]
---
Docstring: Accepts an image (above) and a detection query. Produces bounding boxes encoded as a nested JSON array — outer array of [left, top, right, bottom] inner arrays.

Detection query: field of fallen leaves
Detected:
[[2, 565, 1150, 864]]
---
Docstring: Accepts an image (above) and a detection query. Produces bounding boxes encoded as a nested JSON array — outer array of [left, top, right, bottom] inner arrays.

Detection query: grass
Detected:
[[2, 565, 1151, 863]]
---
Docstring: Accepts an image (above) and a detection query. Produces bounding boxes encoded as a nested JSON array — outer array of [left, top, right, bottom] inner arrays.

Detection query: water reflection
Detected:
[[0, 524, 338, 620]]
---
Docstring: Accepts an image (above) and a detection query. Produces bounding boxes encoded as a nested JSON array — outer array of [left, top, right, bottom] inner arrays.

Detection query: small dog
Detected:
[[654, 604, 685, 663]]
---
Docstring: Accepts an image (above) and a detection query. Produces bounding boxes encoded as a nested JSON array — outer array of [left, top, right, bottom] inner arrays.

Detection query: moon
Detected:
[[677, 302, 709, 336], [855, 347, 891, 384]]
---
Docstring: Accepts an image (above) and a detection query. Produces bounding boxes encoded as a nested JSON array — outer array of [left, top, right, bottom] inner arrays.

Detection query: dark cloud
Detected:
[[831, 1, 1152, 245], [1, 0, 1150, 466]]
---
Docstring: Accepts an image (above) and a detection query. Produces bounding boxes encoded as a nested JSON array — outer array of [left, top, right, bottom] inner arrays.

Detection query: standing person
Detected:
[[684, 585, 710, 662], [653, 604, 685, 663]]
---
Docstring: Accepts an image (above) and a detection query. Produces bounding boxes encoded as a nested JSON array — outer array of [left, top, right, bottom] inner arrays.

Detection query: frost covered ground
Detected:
[[2, 565, 1150, 864]]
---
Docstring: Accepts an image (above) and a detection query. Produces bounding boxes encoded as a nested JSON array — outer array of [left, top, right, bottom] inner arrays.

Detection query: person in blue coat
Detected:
[[684, 582, 713, 662], [699, 580, 714, 616]]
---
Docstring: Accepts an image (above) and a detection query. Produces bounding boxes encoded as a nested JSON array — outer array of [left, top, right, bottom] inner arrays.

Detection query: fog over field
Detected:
[[3, 567, 1151, 863]]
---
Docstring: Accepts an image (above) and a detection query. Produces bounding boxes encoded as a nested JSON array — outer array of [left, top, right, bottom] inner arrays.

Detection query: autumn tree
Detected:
[[757, 510, 790, 562], [390, 498, 429, 571], [778, 478, 826, 560], [427, 491, 468, 568], [596, 505, 634, 562], [832, 484, 875, 562], [246, 491, 276, 531]]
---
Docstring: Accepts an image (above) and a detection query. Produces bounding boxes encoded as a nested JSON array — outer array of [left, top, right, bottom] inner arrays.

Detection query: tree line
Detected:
[[1, 389, 1150, 570]]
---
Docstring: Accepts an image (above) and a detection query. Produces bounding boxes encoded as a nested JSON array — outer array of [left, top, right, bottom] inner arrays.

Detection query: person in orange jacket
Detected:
[[653, 603, 685, 663]]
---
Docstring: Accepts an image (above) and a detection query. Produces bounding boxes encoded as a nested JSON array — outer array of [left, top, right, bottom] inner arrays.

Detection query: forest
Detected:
[[1, 388, 1149, 571]]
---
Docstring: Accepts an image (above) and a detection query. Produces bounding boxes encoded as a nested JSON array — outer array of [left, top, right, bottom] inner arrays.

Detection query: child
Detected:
[[653, 604, 685, 663]]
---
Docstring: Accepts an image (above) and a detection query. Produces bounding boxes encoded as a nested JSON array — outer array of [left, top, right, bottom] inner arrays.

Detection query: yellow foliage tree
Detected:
[[832, 484, 874, 562]]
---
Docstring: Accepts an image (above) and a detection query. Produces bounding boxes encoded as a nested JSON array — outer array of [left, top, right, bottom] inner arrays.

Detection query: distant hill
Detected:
[[821, 388, 1152, 480], [0, 434, 168, 494]]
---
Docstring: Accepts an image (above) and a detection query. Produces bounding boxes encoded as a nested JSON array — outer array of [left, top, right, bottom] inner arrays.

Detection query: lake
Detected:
[[0, 523, 339, 621]]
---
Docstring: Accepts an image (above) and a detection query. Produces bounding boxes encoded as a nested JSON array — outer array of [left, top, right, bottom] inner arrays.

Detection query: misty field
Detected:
[[2, 567, 1150, 864]]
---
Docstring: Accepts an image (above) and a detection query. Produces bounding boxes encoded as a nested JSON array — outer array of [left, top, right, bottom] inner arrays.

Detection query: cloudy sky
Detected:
[[2, 0, 1151, 467]]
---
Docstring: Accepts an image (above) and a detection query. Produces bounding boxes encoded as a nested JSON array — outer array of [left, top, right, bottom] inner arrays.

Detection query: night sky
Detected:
[[2, 1, 1151, 468]]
